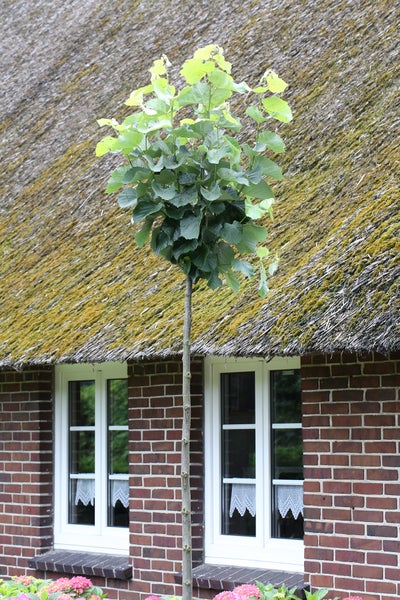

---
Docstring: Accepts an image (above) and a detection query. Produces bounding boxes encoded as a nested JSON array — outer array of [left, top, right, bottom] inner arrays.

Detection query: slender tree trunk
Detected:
[[181, 275, 193, 600]]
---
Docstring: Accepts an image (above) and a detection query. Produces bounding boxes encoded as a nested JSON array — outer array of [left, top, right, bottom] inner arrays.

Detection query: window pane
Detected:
[[272, 485, 304, 539], [108, 379, 128, 425], [69, 478, 95, 525], [272, 429, 303, 480], [69, 381, 95, 426], [222, 483, 256, 536], [109, 431, 129, 474], [69, 431, 95, 474], [222, 429, 255, 478], [270, 370, 301, 423], [221, 372, 255, 424], [108, 378, 129, 528]]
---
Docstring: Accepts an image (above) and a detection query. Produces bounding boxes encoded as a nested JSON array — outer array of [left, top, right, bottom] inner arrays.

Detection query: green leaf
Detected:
[[97, 117, 119, 128], [264, 70, 288, 93], [262, 95, 293, 123], [169, 186, 198, 207], [245, 105, 266, 124], [132, 198, 163, 222], [200, 182, 221, 201], [216, 241, 235, 269], [256, 246, 270, 258], [218, 168, 249, 186], [268, 255, 279, 276], [95, 135, 118, 157], [125, 84, 153, 106], [207, 69, 235, 90], [151, 181, 177, 200], [192, 245, 218, 272], [177, 82, 211, 107], [149, 57, 168, 78], [255, 130, 285, 153], [207, 271, 223, 290], [258, 262, 269, 297], [180, 58, 214, 84], [122, 166, 152, 184], [243, 179, 274, 200], [225, 270, 240, 293], [180, 213, 202, 239], [232, 258, 254, 278], [245, 197, 274, 219], [207, 144, 231, 164], [236, 222, 267, 253], [117, 187, 138, 208], [106, 166, 132, 193], [113, 129, 144, 154], [173, 239, 199, 261], [253, 156, 283, 180], [221, 221, 243, 244], [135, 218, 153, 247], [179, 172, 197, 185]]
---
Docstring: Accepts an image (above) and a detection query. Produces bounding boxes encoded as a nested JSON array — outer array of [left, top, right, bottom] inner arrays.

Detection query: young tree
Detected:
[[96, 45, 292, 600]]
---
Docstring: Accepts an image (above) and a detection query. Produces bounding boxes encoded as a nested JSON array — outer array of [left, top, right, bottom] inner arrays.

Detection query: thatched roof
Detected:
[[0, 0, 399, 367]]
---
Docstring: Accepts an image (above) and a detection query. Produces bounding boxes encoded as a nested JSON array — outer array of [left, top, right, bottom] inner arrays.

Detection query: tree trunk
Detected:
[[181, 275, 193, 600]]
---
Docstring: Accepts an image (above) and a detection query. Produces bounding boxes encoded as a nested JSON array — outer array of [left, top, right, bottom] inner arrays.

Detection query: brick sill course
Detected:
[[177, 564, 306, 595], [29, 550, 132, 580]]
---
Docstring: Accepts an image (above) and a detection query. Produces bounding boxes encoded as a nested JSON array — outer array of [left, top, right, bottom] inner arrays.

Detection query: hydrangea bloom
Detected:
[[69, 578, 92, 595], [213, 591, 240, 600], [342, 597, 363, 600], [233, 585, 261, 599], [13, 578, 38, 587], [46, 578, 73, 594], [14, 594, 31, 600]]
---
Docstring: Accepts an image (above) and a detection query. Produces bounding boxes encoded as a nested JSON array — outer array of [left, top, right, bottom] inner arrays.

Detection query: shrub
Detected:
[[0, 576, 104, 600]]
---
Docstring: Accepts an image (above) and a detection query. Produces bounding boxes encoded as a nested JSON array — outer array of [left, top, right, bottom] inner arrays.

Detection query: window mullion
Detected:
[[95, 369, 106, 535]]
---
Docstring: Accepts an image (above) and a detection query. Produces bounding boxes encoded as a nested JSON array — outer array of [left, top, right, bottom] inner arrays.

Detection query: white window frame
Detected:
[[54, 362, 129, 555], [204, 356, 303, 571]]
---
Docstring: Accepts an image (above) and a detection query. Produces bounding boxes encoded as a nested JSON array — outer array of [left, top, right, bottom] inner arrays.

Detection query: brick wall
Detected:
[[0, 367, 53, 575], [302, 351, 400, 600], [128, 358, 204, 599]]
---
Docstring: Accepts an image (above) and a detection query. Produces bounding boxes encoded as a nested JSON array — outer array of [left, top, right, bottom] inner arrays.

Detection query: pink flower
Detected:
[[144, 596, 163, 600], [342, 597, 362, 600], [214, 592, 240, 600], [47, 578, 72, 593], [69, 577, 93, 594], [15, 594, 31, 600], [233, 585, 262, 600], [14, 576, 39, 586]]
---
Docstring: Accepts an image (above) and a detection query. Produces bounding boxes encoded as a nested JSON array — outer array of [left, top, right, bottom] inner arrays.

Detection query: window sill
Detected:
[[176, 564, 306, 595], [28, 550, 132, 580]]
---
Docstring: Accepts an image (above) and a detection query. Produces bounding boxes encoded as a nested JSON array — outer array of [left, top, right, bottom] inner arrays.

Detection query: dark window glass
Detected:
[[270, 369, 303, 539], [221, 371, 256, 537], [222, 429, 255, 478], [272, 429, 303, 480], [221, 372, 255, 424], [270, 370, 301, 423], [69, 381, 95, 426], [108, 379, 129, 528]]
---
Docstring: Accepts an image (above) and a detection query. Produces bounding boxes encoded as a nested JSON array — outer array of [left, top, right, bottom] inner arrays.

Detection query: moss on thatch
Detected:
[[0, 0, 398, 367]]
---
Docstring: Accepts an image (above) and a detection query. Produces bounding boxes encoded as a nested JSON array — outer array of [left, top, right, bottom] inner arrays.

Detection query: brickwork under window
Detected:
[[302, 351, 400, 600], [0, 367, 53, 573], [127, 358, 205, 598]]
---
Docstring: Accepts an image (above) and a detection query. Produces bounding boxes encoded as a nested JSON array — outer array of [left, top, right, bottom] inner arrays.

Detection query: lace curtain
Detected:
[[74, 478, 129, 508], [229, 482, 303, 518]]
